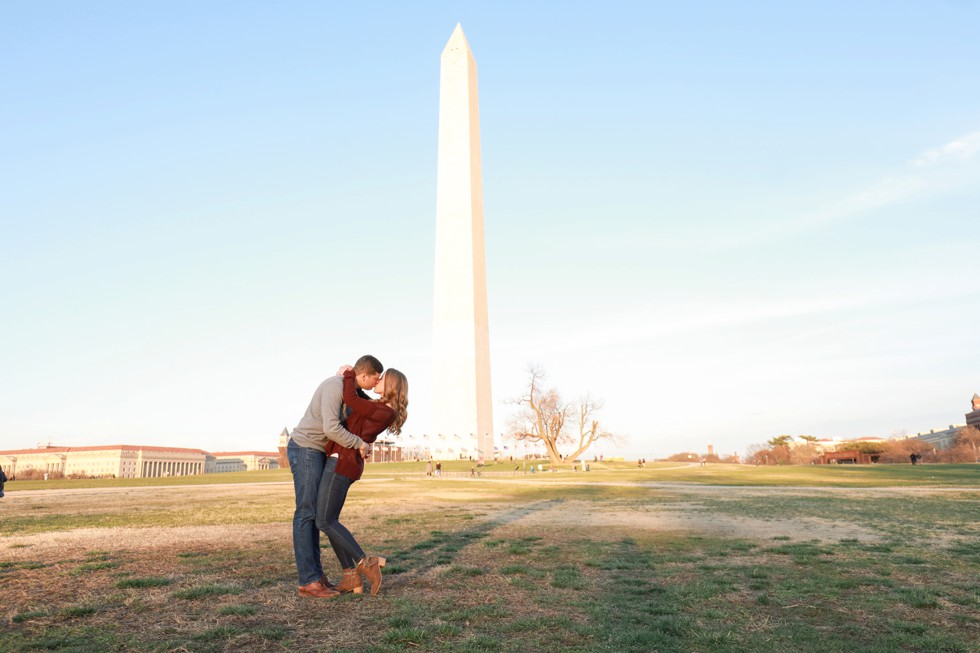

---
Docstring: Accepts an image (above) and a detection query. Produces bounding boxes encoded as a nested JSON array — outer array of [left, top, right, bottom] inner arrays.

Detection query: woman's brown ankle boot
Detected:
[[335, 568, 363, 594], [356, 556, 387, 596]]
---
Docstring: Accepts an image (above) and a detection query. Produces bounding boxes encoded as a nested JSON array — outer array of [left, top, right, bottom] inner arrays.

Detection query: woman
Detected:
[[316, 367, 408, 596]]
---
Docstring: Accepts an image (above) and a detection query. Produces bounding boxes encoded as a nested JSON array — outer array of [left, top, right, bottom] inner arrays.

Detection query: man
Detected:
[[0, 464, 7, 498], [287, 354, 382, 598]]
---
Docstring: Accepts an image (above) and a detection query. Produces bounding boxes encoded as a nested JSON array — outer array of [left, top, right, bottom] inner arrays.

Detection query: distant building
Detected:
[[911, 425, 964, 450], [365, 439, 403, 464], [790, 438, 845, 454], [1, 424, 414, 480], [967, 393, 980, 430], [210, 451, 280, 473], [277, 427, 290, 470], [848, 436, 890, 446], [817, 450, 879, 465], [0, 444, 209, 479], [278, 428, 404, 466], [804, 436, 887, 457], [906, 393, 979, 450]]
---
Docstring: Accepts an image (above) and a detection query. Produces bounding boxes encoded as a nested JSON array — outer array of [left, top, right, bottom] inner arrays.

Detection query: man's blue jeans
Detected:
[[287, 439, 325, 586], [316, 456, 366, 569]]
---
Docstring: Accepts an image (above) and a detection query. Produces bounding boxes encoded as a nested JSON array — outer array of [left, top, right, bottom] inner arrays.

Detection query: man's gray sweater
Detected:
[[290, 375, 365, 452]]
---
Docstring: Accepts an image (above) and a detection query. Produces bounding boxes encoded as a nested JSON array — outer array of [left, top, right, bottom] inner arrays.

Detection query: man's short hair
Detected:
[[354, 355, 383, 375]]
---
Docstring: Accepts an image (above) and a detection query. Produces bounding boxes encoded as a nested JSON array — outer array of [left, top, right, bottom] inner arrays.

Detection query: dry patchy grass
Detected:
[[1, 476, 978, 652]]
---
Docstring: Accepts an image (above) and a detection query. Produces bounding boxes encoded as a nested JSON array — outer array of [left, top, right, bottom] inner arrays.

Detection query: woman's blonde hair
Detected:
[[380, 368, 408, 435]]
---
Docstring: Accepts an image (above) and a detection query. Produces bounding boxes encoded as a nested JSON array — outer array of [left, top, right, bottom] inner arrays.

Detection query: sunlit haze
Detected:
[[2, 3, 979, 459]]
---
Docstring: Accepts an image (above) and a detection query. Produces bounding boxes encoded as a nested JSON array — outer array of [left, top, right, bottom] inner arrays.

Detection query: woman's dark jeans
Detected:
[[315, 456, 365, 569]]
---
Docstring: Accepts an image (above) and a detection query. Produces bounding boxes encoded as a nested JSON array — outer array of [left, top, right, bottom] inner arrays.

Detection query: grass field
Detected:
[[2, 464, 979, 652], [7, 460, 980, 492]]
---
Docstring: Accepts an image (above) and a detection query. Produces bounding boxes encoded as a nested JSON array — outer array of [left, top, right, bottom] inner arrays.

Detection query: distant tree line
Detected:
[[3, 469, 121, 481], [743, 427, 980, 465]]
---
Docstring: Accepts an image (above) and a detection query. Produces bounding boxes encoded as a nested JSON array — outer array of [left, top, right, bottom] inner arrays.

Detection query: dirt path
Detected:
[[2, 523, 291, 559], [508, 499, 881, 542], [2, 479, 916, 559]]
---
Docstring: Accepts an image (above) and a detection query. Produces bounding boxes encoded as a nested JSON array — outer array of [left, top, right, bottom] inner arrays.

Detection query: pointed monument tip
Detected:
[[444, 22, 470, 52]]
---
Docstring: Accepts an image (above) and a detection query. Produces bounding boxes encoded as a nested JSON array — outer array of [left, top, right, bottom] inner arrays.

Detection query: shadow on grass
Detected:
[[386, 499, 563, 577]]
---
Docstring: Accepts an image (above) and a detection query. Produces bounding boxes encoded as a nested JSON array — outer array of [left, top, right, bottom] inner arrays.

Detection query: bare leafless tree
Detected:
[[566, 395, 613, 463], [508, 366, 616, 466]]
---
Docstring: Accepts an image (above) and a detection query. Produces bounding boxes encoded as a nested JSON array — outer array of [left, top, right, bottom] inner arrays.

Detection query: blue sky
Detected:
[[2, 2, 979, 459]]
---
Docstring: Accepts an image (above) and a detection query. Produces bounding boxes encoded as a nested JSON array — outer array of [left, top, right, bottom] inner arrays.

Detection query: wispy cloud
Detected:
[[603, 129, 980, 253], [703, 128, 980, 250], [494, 280, 978, 357], [496, 293, 870, 356], [914, 131, 980, 167]]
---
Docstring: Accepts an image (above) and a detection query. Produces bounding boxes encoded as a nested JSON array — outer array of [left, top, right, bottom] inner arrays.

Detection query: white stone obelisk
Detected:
[[431, 24, 494, 461]]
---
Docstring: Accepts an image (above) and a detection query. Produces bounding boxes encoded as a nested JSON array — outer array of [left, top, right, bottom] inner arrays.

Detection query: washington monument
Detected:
[[431, 24, 494, 461]]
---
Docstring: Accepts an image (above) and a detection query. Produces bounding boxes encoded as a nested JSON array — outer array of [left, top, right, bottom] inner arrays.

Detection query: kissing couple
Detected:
[[286, 354, 408, 598]]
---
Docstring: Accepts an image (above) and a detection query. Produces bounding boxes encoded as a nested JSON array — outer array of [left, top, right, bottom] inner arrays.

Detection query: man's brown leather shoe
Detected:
[[297, 580, 339, 598]]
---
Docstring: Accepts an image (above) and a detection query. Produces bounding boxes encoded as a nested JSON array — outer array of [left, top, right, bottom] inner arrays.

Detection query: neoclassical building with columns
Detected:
[[0, 444, 215, 479]]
